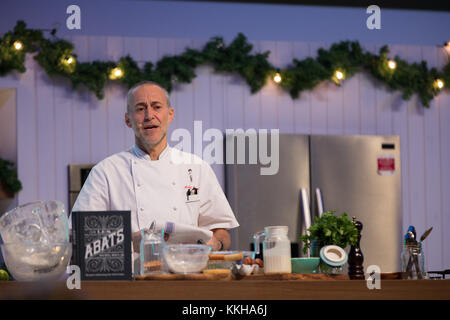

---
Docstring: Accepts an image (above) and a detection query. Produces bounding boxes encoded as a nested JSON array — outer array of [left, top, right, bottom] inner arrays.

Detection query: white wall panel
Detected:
[[292, 43, 311, 134], [1, 36, 449, 270], [309, 43, 328, 135]]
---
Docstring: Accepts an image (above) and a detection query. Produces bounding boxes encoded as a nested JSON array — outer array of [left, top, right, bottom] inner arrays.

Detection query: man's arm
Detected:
[[206, 228, 231, 251]]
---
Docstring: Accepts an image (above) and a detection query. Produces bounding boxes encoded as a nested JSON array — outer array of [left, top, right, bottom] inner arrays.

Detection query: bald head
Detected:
[[126, 81, 171, 114]]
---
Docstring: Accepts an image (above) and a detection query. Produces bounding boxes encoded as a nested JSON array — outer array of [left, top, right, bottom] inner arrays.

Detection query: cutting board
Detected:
[[135, 273, 349, 281]]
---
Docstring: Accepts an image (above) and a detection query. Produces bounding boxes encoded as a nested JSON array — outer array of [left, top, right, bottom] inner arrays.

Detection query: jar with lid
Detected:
[[140, 222, 167, 275], [253, 226, 292, 274]]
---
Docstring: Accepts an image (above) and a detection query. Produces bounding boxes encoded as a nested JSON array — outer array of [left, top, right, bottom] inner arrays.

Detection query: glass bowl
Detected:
[[1, 242, 72, 281], [162, 244, 211, 274]]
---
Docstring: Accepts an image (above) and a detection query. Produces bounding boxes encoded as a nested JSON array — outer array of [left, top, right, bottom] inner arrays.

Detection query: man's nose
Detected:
[[144, 108, 155, 120]]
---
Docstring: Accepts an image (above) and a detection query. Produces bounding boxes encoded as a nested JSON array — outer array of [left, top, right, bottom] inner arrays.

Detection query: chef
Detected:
[[70, 81, 239, 252]]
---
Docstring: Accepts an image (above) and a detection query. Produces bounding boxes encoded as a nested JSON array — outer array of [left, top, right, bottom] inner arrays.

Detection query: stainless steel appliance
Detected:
[[225, 134, 402, 273], [68, 164, 95, 212]]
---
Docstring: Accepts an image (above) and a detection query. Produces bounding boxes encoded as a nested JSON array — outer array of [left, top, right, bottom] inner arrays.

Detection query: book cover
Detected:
[[71, 211, 132, 280]]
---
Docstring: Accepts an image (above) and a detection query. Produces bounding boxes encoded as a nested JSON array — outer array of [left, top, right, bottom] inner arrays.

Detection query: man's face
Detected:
[[125, 84, 174, 150]]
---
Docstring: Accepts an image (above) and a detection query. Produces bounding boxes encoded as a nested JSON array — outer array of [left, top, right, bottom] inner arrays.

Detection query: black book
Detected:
[[71, 211, 132, 280]]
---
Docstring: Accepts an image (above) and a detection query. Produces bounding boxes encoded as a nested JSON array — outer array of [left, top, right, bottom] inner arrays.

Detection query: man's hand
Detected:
[[206, 228, 230, 251]]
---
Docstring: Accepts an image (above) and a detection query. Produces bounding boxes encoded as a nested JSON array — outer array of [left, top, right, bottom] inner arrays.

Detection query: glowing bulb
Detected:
[[335, 70, 344, 80], [434, 79, 444, 90], [109, 67, 124, 80], [387, 60, 396, 70], [13, 41, 23, 50], [66, 56, 73, 64], [114, 68, 122, 77], [273, 72, 282, 84], [445, 41, 450, 48]]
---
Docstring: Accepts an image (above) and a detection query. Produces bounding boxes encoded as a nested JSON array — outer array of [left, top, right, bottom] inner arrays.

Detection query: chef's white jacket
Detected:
[[70, 144, 239, 234]]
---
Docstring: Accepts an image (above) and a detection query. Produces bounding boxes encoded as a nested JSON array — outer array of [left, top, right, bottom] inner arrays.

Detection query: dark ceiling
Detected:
[[165, 0, 450, 12]]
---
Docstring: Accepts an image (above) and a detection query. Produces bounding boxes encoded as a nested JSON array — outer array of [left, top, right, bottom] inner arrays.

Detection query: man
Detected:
[[71, 81, 239, 252]]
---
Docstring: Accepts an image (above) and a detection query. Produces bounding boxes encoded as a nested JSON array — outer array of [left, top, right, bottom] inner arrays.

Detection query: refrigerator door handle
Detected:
[[301, 188, 311, 235], [315, 188, 324, 218]]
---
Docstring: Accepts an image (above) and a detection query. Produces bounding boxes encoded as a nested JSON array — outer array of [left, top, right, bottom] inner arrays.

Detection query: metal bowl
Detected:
[[162, 244, 211, 274]]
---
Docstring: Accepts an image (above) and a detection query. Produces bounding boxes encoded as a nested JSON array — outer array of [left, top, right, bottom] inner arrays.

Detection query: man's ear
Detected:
[[125, 113, 132, 128], [168, 107, 174, 124]]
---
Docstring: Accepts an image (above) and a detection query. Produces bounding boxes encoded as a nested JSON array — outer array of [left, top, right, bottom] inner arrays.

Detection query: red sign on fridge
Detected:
[[377, 154, 395, 175]]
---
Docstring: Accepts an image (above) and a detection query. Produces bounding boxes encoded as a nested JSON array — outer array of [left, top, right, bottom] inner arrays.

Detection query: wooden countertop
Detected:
[[1, 277, 450, 300]]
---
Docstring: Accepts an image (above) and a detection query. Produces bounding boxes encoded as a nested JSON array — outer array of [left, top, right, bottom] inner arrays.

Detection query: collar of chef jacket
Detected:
[[132, 143, 171, 161]]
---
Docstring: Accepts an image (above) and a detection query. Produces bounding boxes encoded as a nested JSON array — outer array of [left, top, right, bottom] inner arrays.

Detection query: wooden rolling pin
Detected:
[[209, 253, 244, 261]]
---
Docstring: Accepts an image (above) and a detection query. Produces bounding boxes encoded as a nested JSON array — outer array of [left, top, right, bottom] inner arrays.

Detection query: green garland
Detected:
[[0, 157, 22, 194], [0, 21, 449, 107]]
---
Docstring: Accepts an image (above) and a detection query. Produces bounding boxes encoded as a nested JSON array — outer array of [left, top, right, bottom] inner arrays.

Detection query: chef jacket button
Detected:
[[173, 207, 177, 211], [137, 183, 141, 187], [140, 207, 144, 211], [172, 181, 176, 186]]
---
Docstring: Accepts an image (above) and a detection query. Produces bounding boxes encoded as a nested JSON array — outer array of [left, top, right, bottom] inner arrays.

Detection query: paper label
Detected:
[[377, 154, 395, 175]]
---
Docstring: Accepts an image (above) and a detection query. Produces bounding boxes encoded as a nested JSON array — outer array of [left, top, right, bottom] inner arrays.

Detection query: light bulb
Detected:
[[109, 67, 124, 80], [387, 60, 396, 70], [13, 41, 23, 50], [335, 70, 344, 80], [273, 72, 282, 84], [445, 41, 450, 48], [66, 56, 73, 64], [434, 79, 444, 90]]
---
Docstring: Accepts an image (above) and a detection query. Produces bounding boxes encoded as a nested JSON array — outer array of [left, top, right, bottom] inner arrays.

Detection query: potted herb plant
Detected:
[[0, 157, 22, 199], [300, 210, 358, 256]]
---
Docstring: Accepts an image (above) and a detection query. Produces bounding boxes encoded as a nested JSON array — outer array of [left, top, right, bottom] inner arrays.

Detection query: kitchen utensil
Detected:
[[140, 223, 166, 275], [0, 200, 71, 281], [162, 244, 211, 274], [420, 227, 433, 242], [291, 257, 320, 274], [253, 226, 292, 274]]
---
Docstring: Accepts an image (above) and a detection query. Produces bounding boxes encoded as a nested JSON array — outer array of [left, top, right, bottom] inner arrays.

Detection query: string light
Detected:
[[444, 41, 450, 48], [13, 41, 23, 50], [434, 78, 444, 90], [109, 67, 124, 80], [273, 70, 282, 84], [387, 59, 397, 70], [335, 70, 344, 80], [59, 55, 76, 73], [66, 56, 74, 64]]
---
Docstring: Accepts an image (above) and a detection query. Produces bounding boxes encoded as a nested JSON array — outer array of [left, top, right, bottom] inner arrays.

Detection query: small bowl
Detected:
[[1, 242, 72, 281], [162, 244, 211, 274], [291, 257, 320, 274]]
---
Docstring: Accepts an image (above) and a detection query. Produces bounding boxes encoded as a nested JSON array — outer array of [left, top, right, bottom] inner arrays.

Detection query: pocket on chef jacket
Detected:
[[185, 195, 200, 224]]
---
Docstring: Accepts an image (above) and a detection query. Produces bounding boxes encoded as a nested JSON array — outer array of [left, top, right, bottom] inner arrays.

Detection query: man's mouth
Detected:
[[143, 124, 159, 130]]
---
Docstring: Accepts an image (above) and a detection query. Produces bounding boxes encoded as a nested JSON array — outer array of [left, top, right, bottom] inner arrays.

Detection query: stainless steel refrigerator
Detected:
[[225, 134, 402, 273]]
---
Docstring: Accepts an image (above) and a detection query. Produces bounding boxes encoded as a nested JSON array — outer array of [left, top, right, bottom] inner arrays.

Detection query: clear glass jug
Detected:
[[139, 221, 167, 275], [253, 226, 291, 274]]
